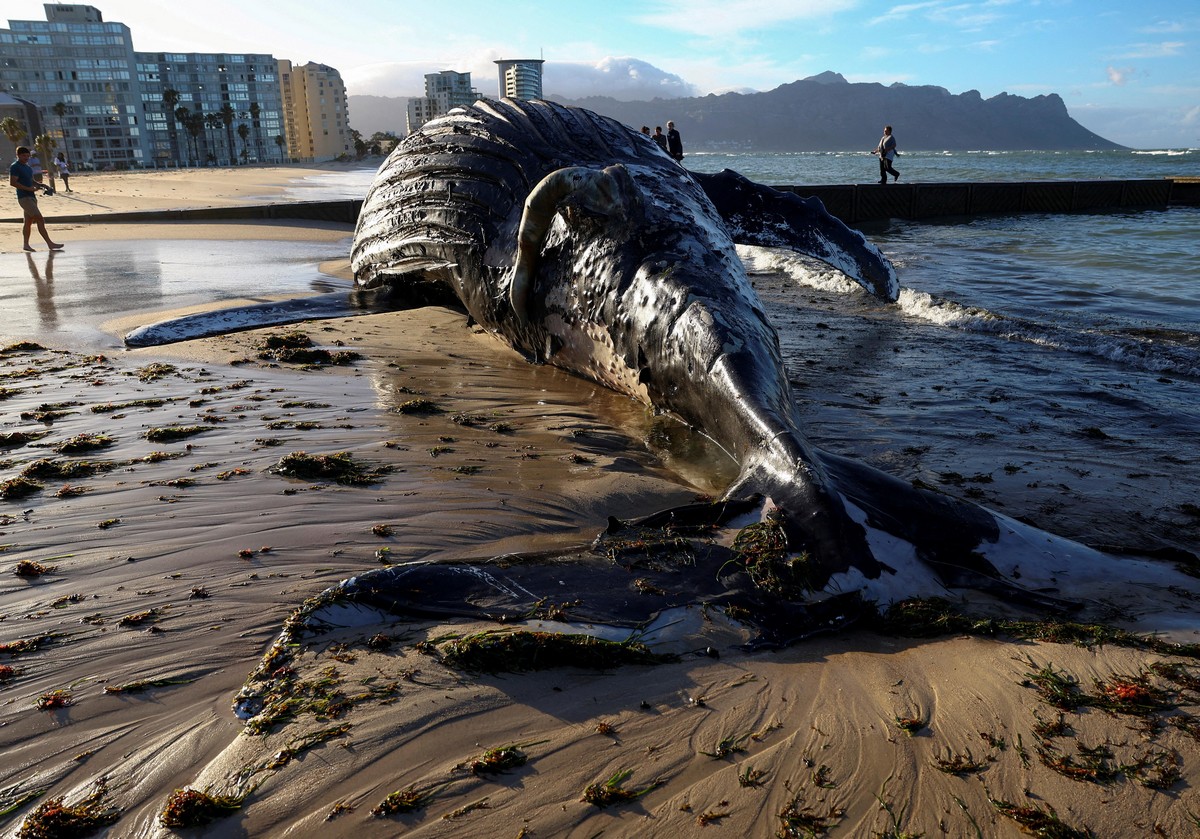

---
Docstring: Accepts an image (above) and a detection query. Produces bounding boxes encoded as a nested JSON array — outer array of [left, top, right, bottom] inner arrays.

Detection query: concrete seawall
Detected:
[[14, 179, 1199, 228]]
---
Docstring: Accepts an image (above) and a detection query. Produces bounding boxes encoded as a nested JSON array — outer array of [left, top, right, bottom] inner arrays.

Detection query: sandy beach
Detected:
[[3, 165, 1200, 838]]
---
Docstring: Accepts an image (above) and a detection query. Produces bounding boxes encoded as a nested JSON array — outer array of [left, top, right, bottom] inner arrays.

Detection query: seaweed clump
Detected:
[[255, 332, 360, 366], [431, 630, 676, 673], [159, 788, 247, 828], [274, 451, 387, 486], [730, 511, 815, 597], [581, 769, 662, 808], [16, 787, 120, 839]]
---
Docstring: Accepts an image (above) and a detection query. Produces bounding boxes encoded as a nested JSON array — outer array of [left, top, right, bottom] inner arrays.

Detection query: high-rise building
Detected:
[[277, 60, 351, 161], [0, 4, 342, 168], [405, 70, 480, 134], [494, 59, 544, 101], [136, 52, 285, 165], [0, 5, 150, 168]]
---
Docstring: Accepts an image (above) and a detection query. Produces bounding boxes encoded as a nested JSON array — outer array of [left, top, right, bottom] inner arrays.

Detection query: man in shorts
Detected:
[[10, 146, 63, 252]]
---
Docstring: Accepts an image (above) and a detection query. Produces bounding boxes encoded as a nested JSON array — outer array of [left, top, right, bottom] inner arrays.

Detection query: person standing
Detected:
[[10, 146, 63, 252], [666, 120, 684, 163], [651, 126, 668, 152], [54, 153, 72, 192], [873, 125, 900, 184]]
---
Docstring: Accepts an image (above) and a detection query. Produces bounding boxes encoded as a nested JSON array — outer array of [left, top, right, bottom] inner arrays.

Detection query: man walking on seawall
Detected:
[[873, 125, 900, 184], [10, 146, 63, 252]]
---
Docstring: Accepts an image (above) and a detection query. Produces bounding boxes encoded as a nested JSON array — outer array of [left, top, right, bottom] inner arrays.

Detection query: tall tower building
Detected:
[[405, 70, 480, 134], [277, 59, 351, 161], [494, 59, 544, 100]]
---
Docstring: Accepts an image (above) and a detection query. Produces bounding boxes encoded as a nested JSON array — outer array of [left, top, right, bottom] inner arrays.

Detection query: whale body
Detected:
[[349, 98, 1196, 632]]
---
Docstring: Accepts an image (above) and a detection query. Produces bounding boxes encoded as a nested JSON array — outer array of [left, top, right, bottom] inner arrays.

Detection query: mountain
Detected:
[[348, 95, 410, 137], [553, 72, 1125, 151]]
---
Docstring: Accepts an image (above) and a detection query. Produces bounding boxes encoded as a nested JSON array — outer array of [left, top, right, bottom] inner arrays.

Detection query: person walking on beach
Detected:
[[873, 125, 900, 184], [666, 120, 684, 163], [10, 146, 64, 252], [54, 153, 72, 192], [652, 126, 668, 152]]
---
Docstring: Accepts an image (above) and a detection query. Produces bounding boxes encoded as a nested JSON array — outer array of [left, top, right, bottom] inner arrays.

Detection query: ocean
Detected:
[[163, 149, 1200, 557]]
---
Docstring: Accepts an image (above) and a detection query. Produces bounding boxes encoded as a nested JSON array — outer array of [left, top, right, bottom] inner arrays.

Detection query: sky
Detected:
[[21, 0, 1199, 148]]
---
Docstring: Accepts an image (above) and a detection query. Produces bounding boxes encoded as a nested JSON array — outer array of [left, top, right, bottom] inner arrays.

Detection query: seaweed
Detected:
[[136, 362, 177, 382], [1, 477, 43, 500], [159, 788, 247, 828], [256, 332, 359, 366], [144, 425, 209, 443], [274, 451, 387, 485], [35, 690, 72, 710], [20, 459, 115, 481], [16, 786, 119, 839], [52, 434, 114, 455], [395, 398, 441, 415], [730, 512, 816, 597], [103, 677, 196, 694], [989, 797, 1093, 838], [432, 630, 677, 673], [90, 398, 170, 413], [371, 784, 440, 817], [14, 560, 55, 578], [581, 769, 662, 808], [466, 742, 542, 775], [0, 431, 46, 449], [777, 792, 843, 837]]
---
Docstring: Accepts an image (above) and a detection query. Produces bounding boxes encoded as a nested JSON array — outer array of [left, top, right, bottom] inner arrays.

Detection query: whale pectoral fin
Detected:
[[694, 169, 900, 302]]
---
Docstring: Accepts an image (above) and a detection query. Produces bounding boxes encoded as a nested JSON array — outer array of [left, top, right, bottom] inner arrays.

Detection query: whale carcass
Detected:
[[348, 98, 1195, 639]]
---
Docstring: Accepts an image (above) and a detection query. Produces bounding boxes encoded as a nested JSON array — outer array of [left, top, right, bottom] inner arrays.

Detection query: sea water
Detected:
[[703, 149, 1199, 557]]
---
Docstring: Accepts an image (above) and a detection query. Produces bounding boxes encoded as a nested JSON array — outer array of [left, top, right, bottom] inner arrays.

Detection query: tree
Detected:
[[237, 122, 250, 162], [1, 116, 25, 155], [52, 101, 69, 148], [186, 113, 206, 165], [174, 107, 194, 163], [350, 129, 367, 158], [248, 101, 261, 162], [274, 134, 286, 162], [162, 88, 181, 163], [219, 104, 236, 165], [34, 133, 57, 191], [205, 113, 223, 163]]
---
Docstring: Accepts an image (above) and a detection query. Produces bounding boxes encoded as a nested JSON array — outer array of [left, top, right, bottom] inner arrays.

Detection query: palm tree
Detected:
[[174, 107, 193, 163], [186, 113, 206, 165], [161, 88, 181, 163], [2, 116, 25, 156], [219, 104, 236, 165], [52, 102, 68, 147], [34, 133, 57, 191], [205, 112, 223, 163], [274, 134, 286, 163], [248, 102, 261, 161], [236, 122, 250, 162]]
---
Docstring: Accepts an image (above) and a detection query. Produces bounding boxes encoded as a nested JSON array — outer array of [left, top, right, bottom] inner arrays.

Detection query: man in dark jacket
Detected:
[[666, 120, 684, 163]]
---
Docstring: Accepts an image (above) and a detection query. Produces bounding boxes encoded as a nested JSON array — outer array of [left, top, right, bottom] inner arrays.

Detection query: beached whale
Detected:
[[343, 98, 1195, 640], [346, 98, 1198, 634]]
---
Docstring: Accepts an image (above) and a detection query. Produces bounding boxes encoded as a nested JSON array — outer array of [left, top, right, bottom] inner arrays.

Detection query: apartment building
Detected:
[[494, 59, 544, 100], [405, 70, 480, 134], [277, 59, 351, 161], [1, 4, 343, 168]]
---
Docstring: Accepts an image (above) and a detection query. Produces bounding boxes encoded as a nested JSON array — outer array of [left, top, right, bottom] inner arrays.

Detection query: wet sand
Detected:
[[3, 166, 1200, 837]]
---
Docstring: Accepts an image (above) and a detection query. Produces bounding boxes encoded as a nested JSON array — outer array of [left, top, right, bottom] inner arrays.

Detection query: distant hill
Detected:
[[351, 72, 1124, 151], [348, 95, 410, 137]]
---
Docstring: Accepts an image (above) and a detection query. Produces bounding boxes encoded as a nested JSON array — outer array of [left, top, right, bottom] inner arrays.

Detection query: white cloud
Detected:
[[1106, 66, 1130, 86], [343, 56, 697, 101], [635, 0, 859, 38], [1118, 41, 1186, 59], [545, 58, 698, 100]]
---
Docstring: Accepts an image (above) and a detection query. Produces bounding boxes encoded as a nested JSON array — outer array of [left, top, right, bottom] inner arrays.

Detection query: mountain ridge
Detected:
[[348, 72, 1125, 151]]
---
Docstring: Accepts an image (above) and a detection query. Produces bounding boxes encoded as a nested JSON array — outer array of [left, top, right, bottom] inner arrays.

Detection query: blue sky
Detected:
[[34, 0, 1199, 147]]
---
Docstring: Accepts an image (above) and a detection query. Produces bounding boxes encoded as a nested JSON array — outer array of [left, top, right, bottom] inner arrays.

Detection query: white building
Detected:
[[494, 59, 544, 100], [405, 70, 480, 134]]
